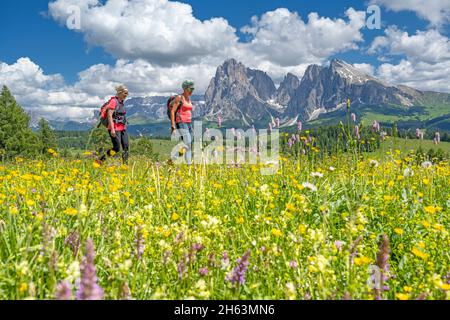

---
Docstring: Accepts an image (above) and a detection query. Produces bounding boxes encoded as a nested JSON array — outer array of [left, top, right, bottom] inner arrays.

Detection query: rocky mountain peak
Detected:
[[276, 73, 300, 106]]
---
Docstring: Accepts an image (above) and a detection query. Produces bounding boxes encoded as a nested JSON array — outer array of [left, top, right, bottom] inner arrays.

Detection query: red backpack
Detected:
[[97, 97, 117, 128]]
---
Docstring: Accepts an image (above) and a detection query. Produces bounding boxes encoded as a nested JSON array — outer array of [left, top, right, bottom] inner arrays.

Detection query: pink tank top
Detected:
[[176, 96, 193, 124]]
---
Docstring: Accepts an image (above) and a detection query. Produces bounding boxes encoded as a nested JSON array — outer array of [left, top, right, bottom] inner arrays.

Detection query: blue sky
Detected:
[[0, 0, 449, 120]]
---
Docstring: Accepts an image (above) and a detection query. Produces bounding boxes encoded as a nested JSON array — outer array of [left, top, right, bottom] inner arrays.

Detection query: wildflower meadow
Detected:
[[0, 144, 448, 300]]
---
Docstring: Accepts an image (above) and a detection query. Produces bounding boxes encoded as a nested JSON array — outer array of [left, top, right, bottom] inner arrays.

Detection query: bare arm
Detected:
[[170, 95, 182, 132], [108, 109, 116, 137]]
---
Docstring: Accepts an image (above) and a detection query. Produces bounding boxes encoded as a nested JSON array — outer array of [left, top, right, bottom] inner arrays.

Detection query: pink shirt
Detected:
[[176, 97, 193, 124]]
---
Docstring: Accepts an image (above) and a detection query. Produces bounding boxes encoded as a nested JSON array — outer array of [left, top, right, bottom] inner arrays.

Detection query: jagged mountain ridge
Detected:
[[204, 58, 430, 125]]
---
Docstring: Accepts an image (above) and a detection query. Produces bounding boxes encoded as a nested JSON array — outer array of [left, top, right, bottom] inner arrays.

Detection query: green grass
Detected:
[[373, 137, 450, 157]]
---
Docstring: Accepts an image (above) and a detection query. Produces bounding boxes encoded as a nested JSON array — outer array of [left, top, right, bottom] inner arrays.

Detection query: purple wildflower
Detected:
[[342, 292, 352, 300], [76, 239, 104, 300], [288, 138, 294, 149], [416, 128, 421, 139], [55, 281, 73, 300], [289, 261, 298, 269], [221, 251, 230, 266], [193, 243, 204, 252], [226, 250, 251, 286], [208, 253, 217, 267], [199, 268, 209, 276], [351, 113, 356, 122], [334, 240, 345, 251], [120, 282, 132, 300], [135, 226, 144, 260], [65, 231, 81, 257], [175, 231, 184, 244], [373, 235, 390, 300], [177, 258, 187, 279], [435, 132, 441, 143], [355, 125, 360, 140], [372, 121, 380, 133], [297, 121, 302, 132]]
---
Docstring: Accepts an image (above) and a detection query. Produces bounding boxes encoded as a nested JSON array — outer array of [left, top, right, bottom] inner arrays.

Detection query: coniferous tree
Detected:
[[0, 86, 39, 159], [37, 118, 57, 155]]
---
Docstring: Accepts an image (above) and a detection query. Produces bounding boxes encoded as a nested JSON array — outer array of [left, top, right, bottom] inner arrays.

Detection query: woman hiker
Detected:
[[100, 85, 130, 164], [170, 80, 195, 165]]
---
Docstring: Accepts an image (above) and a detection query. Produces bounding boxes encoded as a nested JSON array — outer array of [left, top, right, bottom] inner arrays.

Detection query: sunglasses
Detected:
[[187, 87, 195, 91]]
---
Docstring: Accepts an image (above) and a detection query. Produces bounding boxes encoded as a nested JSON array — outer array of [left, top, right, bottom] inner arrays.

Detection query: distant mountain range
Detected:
[[39, 58, 450, 135]]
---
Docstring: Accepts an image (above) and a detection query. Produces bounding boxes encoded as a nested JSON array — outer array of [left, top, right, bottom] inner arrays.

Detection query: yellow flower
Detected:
[[93, 161, 101, 169], [26, 199, 36, 207], [272, 229, 282, 237], [411, 247, 429, 260], [237, 217, 245, 224], [394, 228, 403, 235], [354, 256, 372, 266], [422, 178, 430, 185], [298, 224, 307, 235], [171, 212, 180, 221], [396, 293, 409, 300], [418, 242, 426, 249], [421, 220, 430, 228], [19, 283, 28, 294], [64, 208, 78, 216], [10, 207, 19, 215], [47, 148, 56, 154], [424, 206, 441, 214], [403, 286, 413, 293]]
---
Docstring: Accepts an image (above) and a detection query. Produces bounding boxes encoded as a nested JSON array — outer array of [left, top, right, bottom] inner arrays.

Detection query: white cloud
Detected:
[[369, 27, 450, 92], [369, 27, 450, 64], [371, 0, 450, 27], [48, 1, 367, 83], [377, 59, 450, 92], [0, 58, 103, 120], [48, 0, 238, 66], [352, 63, 375, 76], [240, 8, 366, 67]]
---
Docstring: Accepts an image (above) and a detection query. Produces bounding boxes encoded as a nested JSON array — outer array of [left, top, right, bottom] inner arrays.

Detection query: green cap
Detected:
[[182, 80, 195, 90]]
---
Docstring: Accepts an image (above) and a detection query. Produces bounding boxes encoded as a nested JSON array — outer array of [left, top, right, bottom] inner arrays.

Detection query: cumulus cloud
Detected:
[[377, 59, 450, 92], [371, 0, 450, 27], [352, 63, 375, 76], [369, 27, 450, 64], [240, 8, 366, 67], [369, 27, 450, 92], [48, 0, 367, 83], [0, 58, 102, 120], [48, 0, 239, 66]]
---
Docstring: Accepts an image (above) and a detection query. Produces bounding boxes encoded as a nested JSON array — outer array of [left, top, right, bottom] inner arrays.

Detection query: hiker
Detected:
[[169, 80, 195, 165], [100, 85, 129, 164]]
